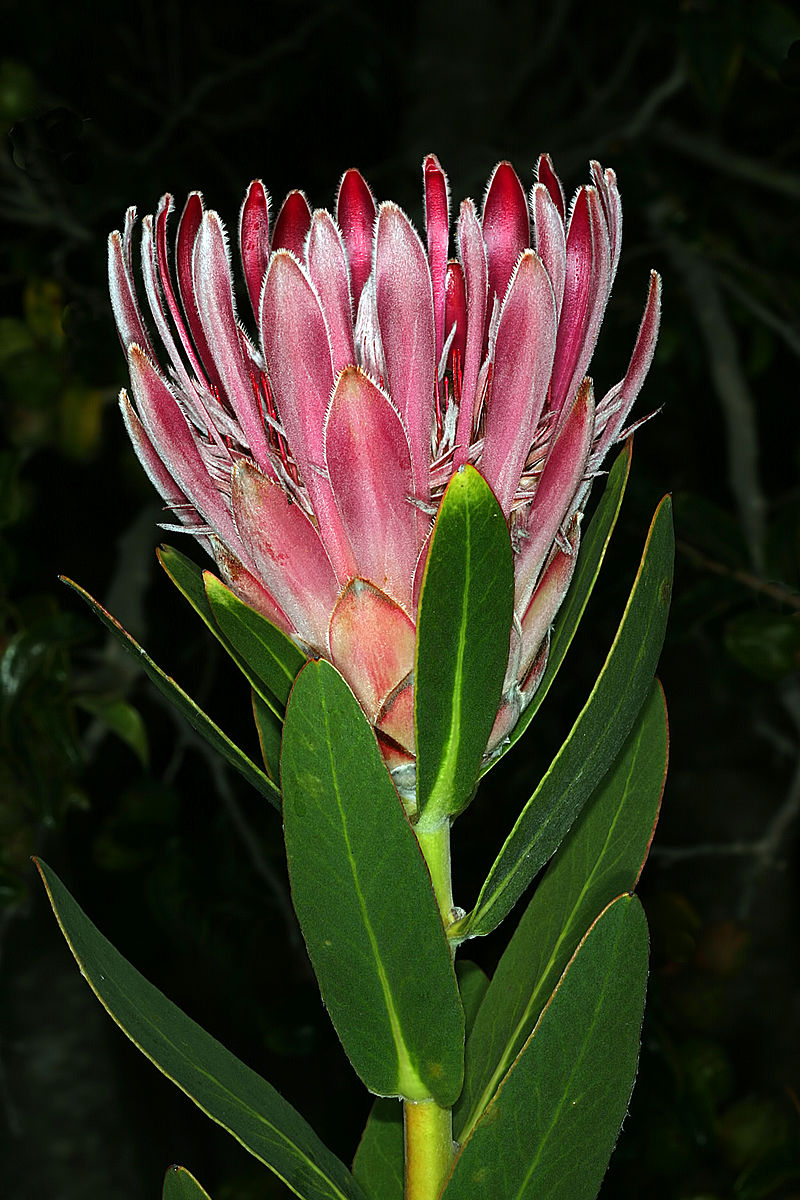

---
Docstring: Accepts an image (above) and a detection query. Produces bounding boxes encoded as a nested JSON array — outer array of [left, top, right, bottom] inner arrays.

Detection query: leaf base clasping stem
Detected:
[[404, 818, 458, 1199]]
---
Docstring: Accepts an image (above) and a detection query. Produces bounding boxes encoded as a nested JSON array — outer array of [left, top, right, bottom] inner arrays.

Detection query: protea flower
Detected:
[[109, 153, 660, 795]]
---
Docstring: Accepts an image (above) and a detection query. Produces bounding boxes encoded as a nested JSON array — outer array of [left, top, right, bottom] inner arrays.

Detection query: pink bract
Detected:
[[110, 154, 660, 797]]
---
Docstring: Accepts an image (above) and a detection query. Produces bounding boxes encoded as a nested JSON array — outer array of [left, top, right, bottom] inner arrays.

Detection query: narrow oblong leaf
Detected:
[[353, 960, 491, 1200], [281, 660, 464, 1104], [443, 895, 650, 1200], [455, 680, 667, 1141], [204, 570, 306, 708], [415, 464, 514, 826], [159, 544, 306, 715], [60, 576, 279, 807], [457, 494, 673, 938], [251, 688, 282, 781], [163, 1165, 212, 1200], [481, 439, 632, 776], [158, 542, 218, 627], [37, 860, 367, 1200]]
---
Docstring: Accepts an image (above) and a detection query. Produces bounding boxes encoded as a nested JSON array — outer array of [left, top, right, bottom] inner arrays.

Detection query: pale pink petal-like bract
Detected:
[[111, 154, 660, 794]]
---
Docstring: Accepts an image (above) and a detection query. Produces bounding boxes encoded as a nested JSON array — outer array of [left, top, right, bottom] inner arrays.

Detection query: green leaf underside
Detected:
[[455, 960, 491, 1031], [455, 681, 668, 1142], [415, 464, 514, 824], [60, 577, 279, 808], [443, 895, 649, 1200], [353, 961, 491, 1200], [204, 570, 306, 711], [252, 688, 283, 781], [459, 494, 673, 939], [480, 440, 632, 778], [352, 1099, 404, 1200], [163, 1165, 213, 1200], [36, 860, 366, 1200], [281, 660, 464, 1104], [158, 545, 306, 719]]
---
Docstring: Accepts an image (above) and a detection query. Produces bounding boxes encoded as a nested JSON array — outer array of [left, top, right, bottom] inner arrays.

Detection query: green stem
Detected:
[[404, 1098, 454, 1200], [415, 821, 454, 927], [404, 819, 457, 1199]]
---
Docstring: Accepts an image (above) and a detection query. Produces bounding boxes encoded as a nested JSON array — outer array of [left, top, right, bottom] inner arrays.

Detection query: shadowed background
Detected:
[[2, 0, 799, 1196]]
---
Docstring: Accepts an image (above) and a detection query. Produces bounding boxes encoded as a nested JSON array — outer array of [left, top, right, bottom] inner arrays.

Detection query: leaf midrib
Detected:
[[427, 498, 472, 812], [41, 867, 358, 1200], [319, 681, 426, 1100], [470, 512, 668, 933], [458, 723, 643, 1141], [512, 904, 631, 1200]]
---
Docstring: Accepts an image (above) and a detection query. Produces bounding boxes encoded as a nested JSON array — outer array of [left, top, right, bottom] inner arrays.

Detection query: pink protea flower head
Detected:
[[109, 154, 660, 797]]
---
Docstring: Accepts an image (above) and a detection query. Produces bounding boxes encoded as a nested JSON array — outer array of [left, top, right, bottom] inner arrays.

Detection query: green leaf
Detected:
[[252, 688, 283, 781], [158, 544, 306, 716], [481, 440, 632, 777], [415, 464, 514, 825], [76, 693, 149, 766], [443, 895, 649, 1200], [204, 570, 306, 709], [724, 610, 800, 680], [162, 1165, 212, 1200], [455, 496, 673, 939], [36, 860, 367, 1200], [352, 1099, 404, 1200], [60, 577, 279, 808], [455, 680, 667, 1141], [0, 315, 35, 362], [157, 542, 220, 624], [455, 960, 490, 1032], [352, 961, 490, 1200], [281, 660, 464, 1104]]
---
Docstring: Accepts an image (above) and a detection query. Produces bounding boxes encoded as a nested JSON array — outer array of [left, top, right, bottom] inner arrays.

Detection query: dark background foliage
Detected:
[[2, 0, 799, 1196]]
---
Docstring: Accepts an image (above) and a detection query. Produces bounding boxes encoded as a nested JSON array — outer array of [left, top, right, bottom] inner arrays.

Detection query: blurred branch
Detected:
[[718, 270, 800, 361], [653, 762, 800, 919], [560, 13, 652, 107], [0, 906, 25, 1138], [534, 0, 577, 64], [617, 59, 687, 141], [551, 57, 687, 176], [739, 681, 800, 916], [592, 23, 652, 109], [207, 753, 306, 962], [677, 539, 800, 610], [656, 121, 800, 198], [0, 165, 92, 243], [104, 6, 335, 165], [654, 839, 777, 863], [655, 679, 800, 919], [159, 698, 306, 960], [668, 238, 767, 572]]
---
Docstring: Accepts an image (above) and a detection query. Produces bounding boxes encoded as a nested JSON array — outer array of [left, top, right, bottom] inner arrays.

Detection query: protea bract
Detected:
[[109, 153, 660, 797]]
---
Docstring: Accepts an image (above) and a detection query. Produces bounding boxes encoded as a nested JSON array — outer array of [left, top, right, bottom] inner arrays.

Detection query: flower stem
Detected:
[[405, 818, 457, 1199]]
